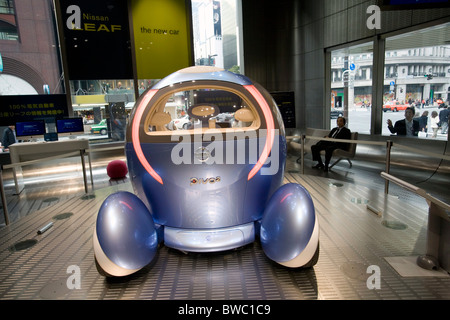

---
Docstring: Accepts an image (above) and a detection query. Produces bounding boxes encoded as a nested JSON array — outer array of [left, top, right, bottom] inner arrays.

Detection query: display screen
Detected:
[[15, 121, 46, 137], [56, 118, 84, 133]]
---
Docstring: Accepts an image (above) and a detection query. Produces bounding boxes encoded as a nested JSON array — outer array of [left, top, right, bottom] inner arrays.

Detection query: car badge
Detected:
[[194, 146, 211, 162], [190, 176, 221, 186]]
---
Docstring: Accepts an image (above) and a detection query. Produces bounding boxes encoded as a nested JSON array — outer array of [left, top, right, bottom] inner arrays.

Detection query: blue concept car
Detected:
[[93, 66, 319, 277]]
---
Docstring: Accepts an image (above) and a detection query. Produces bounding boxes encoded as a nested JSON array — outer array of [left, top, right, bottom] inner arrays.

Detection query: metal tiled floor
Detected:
[[0, 154, 449, 300]]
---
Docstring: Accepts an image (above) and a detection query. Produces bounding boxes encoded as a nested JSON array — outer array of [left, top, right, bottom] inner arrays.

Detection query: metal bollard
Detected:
[[384, 140, 392, 194]]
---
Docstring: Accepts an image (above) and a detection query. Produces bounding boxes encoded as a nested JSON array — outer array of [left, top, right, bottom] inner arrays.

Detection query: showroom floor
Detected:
[[0, 151, 449, 300]]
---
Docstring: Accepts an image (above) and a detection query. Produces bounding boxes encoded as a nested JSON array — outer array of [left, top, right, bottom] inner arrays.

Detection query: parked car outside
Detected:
[[90, 119, 108, 135], [383, 101, 409, 112]]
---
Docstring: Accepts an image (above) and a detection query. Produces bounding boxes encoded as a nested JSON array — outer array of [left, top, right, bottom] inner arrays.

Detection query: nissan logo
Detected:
[[194, 146, 211, 162]]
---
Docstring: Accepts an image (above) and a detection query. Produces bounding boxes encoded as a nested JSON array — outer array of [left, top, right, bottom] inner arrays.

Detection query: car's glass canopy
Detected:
[[144, 87, 260, 135]]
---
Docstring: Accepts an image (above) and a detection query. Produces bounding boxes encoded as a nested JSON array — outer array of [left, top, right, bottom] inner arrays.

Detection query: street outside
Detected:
[[331, 105, 448, 140], [80, 107, 449, 142]]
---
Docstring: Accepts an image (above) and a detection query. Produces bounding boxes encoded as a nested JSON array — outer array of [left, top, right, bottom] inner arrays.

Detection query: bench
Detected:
[[289, 128, 358, 169]]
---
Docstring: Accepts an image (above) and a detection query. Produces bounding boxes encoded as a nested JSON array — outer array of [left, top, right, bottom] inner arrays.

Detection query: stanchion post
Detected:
[[80, 149, 88, 194], [301, 134, 305, 175], [416, 202, 442, 270], [384, 140, 392, 194], [86, 149, 94, 188], [0, 165, 10, 225]]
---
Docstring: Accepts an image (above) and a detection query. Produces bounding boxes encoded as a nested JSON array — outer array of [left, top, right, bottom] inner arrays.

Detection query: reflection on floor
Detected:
[[0, 152, 449, 300]]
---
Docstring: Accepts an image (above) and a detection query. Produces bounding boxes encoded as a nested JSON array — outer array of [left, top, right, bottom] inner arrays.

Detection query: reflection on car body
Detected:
[[211, 112, 235, 127], [172, 115, 191, 130], [169, 115, 201, 130]]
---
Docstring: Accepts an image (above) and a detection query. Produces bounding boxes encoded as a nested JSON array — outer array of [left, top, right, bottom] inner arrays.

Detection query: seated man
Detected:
[[386, 106, 419, 136], [311, 116, 351, 172]]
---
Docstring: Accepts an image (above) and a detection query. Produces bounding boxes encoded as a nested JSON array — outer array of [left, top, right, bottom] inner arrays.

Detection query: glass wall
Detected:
[[69, 79, 135, 143], [382, 23, 450, 140], [328, 22, 450, 140], [330, 42, 374, 134]]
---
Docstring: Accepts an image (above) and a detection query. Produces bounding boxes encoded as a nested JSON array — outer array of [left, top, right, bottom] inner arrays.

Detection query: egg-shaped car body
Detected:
[[94, 66, 319, 277]]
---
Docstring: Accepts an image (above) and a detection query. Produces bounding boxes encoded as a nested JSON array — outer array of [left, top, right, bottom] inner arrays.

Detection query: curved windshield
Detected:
[[145, 88, 260, 134]]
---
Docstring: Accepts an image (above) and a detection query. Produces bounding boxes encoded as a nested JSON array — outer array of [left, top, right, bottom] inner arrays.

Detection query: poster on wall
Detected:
[[58, 0, 133, 80], [0, 95, 68, 126], [131, 0, 193, 80]]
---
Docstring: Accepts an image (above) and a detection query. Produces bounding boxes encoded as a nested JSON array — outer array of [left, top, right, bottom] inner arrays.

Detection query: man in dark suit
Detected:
[[311, 116, 351, 172], [2, 125, 17, 150], [387, 106, 419, 136]]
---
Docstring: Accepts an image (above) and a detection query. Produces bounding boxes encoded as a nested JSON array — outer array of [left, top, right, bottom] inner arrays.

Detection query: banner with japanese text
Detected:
[[0, 95, 68, 126]]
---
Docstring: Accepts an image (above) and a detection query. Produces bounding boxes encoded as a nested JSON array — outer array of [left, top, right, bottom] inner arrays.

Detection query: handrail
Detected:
[[287, 134, 450, 161], [289, 134, 394, 181], [287, 132, 449, 195], [380, 171, 450, 272], [381, 171, 450, 215], [287, 135, 386, 146], [393, 143, 450, 161]]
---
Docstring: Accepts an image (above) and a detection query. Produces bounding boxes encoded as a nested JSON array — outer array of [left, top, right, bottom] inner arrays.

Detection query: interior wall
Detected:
[[242, 0, 450, 132]]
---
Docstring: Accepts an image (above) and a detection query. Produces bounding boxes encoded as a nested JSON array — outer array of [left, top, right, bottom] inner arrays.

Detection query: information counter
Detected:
[[8, 139, 92, 194]]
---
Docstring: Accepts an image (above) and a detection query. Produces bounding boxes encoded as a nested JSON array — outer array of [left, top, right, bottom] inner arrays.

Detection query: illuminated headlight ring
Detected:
[[243, 85, 275, 181], [131, 89, 163, 184]]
